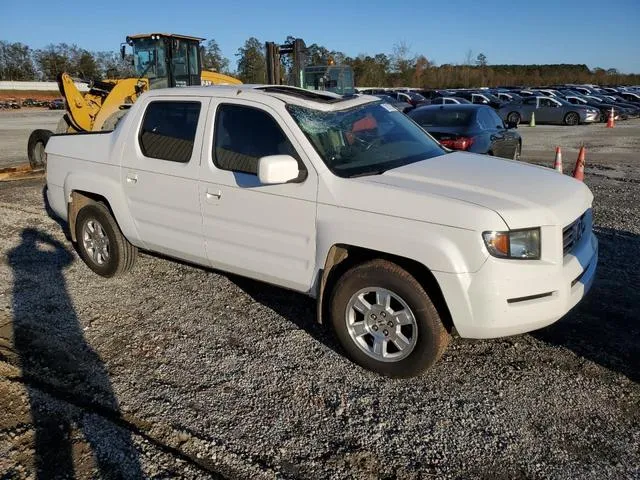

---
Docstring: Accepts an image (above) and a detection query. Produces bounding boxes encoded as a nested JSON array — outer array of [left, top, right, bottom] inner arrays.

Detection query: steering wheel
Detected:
[[352, 133, 382, 151]]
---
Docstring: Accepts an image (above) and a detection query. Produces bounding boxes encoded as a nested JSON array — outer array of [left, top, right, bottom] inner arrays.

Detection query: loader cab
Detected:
[[302, 65, 355, 96], [126, 33, 203, 89]]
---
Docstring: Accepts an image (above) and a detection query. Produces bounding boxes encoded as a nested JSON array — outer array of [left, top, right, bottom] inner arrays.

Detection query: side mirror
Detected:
[[507, 121, 518, 129], [257, 155, 299, 185], [120, 44, 126, 60]]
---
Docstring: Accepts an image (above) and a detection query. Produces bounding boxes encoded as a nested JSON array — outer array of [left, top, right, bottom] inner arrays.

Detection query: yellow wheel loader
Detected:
[[28, 33, 241, 170]]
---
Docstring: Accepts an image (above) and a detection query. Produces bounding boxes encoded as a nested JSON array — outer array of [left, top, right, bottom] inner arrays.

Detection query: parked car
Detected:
[[564, 95, 626, 122], [494, 91, 523, 103], [499, 96, 599, 126], [358, 88, 388, 95], [49, 99, 65, 110], [372, 94, 414, 113], [602, 95, 640, 116], [451, 91, 506, 110], [417, 89, 457, 100], [429, 97, 472, 105], [387, 91, 429, 108], [2, 98, 21, 109], [408, 104, 521, 160], [45, 85, 597, 378], [618, 91, 640, 104]]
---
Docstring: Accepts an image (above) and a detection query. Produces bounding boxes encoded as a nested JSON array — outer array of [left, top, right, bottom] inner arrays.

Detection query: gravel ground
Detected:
[[0, 120, 638, 479], [0, 110, 63, 169]]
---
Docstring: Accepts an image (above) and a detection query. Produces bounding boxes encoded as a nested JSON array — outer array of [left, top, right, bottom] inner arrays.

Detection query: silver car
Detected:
[[499, 96, 600, 126]]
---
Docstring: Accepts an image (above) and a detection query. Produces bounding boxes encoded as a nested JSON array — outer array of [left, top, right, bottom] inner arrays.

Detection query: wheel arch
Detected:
[[64, 174, 142, 248], [68, 190, 114, 242], [316, 244, 454, 334]]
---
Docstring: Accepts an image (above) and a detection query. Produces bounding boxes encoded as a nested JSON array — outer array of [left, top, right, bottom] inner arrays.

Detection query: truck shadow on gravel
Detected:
[[8, 228, 143, 479], [228, 275, 342, 354], [533, 226, 640, 384]]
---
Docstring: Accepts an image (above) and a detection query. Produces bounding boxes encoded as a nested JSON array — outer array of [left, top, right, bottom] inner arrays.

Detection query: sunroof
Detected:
[[256, 86, 355, 103]]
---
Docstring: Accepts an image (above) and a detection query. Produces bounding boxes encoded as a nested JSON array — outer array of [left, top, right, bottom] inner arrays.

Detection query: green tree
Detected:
[[236, 37, 266, 83], [202, 39, 230, 73], [476, 53, 487, 67], [75, 50, 100, 79], [390, 42, 415, 86], [94, 51, 135, 79], [0, 41, 36, 80], [34, 44, 74, 80]]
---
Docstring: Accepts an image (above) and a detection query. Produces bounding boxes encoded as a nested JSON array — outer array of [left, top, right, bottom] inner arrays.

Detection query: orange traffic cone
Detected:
[[606, 107, 615, 128], [573, 146, 586, 181], [553, 146, 563, 173]]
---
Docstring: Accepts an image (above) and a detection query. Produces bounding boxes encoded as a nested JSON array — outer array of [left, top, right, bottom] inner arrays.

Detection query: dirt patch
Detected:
[[0, 91, 60, 102]]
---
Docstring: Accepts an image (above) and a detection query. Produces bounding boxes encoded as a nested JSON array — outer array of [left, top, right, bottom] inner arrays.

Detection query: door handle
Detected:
[[126, 174, 138, 184], [206, 189, 222, 199]]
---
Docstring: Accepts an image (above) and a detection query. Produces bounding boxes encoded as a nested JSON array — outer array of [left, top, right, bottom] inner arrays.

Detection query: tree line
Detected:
[[2, 37, 639, 88]]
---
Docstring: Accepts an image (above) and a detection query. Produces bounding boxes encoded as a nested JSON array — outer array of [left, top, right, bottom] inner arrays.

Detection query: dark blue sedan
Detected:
[[408, 104, 522, 160]]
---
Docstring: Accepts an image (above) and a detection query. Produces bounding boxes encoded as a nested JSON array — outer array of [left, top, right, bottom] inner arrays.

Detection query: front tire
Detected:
[[507, 112, 521, 125], [330, 259, 450, 378], [75, 203, 137, 278], [564, 112, 580, 126]]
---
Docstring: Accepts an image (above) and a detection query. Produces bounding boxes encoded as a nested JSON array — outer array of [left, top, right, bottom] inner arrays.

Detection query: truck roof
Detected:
[[142, 85, 376, 112]]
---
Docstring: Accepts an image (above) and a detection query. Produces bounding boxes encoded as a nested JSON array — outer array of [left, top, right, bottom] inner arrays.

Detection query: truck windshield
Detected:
[[287, 101, 445, 178]]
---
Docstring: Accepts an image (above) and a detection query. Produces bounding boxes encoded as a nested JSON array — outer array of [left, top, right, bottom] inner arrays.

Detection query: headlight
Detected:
[[482, 228, 541, 259]]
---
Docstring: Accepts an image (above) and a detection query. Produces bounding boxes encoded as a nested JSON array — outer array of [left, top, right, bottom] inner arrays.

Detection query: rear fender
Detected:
[[64, 172, 144, 247]]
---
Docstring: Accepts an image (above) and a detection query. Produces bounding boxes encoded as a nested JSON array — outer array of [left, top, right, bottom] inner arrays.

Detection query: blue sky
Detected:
[[3, 0, 640, 73]]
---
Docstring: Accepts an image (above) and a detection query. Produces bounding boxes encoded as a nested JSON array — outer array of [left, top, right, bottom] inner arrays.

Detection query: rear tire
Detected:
[[330, 259, 450, 378], [27, 129, 53, 170], [75, 203, 137, 278]]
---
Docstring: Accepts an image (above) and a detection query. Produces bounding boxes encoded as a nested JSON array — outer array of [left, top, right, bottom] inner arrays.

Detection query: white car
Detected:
[[45, 85, 598, 377]]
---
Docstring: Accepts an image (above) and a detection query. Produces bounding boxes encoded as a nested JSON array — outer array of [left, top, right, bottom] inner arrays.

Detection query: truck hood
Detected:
[[356, 152, 592, 229]]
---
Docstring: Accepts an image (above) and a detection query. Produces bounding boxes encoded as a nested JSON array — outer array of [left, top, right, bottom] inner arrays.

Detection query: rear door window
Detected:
[[139, 101, 201, 163]]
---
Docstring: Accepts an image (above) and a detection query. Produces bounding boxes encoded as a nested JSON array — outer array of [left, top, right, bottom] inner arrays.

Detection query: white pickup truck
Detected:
[[45, 85, 598, 377]]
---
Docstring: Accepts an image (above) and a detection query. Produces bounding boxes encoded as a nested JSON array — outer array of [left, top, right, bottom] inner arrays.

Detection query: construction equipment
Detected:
[[265, 38, 355, 95], [27, 33, 241, 170]]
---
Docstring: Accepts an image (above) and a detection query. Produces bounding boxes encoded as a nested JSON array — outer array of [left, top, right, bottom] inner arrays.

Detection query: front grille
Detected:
[[563, 213, 587, 256]]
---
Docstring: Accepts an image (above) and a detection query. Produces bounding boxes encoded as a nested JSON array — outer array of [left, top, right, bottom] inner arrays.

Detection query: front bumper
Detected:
[[434, 227, 598, 339], [583, 112, 600, 123]]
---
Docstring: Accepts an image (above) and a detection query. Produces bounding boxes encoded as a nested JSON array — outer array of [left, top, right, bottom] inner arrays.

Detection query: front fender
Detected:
[[315, 204, 489, 278]]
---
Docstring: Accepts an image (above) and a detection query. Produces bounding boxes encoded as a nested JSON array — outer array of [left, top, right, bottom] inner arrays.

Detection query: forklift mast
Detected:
[[265, 38, 306, 86], [265, 38, 355, 95]]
